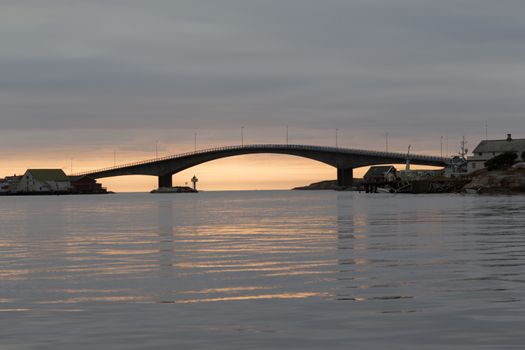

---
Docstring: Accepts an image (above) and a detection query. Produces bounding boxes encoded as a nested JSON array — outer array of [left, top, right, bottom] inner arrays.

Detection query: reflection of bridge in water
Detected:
[[71, 144, 450, 188]]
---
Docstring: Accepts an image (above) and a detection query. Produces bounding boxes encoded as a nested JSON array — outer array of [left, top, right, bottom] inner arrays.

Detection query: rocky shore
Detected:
[[463, 168, 525, 194], [293, 168, 525, 195], [292, 180, 338, 190], [150, 186, 198, 194], [292, 180, 362, 191]]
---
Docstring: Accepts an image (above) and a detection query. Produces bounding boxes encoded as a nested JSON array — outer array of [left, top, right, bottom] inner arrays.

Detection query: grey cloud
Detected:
[[0, 0, 524, 154]]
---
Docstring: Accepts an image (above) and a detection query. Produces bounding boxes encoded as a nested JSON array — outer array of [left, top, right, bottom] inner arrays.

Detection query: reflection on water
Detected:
[[1, 192, 525, 349]]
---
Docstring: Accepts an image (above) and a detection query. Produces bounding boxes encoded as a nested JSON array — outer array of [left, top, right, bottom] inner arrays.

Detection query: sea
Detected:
[[1, 191, 524, 349]]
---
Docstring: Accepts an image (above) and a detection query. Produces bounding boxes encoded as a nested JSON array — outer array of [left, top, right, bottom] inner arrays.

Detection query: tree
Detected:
[[485, 152, 518, 171]]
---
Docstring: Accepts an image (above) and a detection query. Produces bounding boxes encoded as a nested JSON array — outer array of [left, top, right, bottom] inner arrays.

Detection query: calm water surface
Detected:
[[1, 191, 524, 349]]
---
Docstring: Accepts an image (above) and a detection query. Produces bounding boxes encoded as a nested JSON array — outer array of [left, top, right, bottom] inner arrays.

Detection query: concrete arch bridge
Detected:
[[71, 144, 450, 188]]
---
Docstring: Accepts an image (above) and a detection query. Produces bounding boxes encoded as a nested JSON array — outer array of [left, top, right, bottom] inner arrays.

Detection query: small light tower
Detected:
[[191, 175, 199, 191]]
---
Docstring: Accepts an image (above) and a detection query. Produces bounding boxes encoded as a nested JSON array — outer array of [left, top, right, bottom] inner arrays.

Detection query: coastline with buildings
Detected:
[[0, 169, 109, 195], [295, 134, 525, 194]]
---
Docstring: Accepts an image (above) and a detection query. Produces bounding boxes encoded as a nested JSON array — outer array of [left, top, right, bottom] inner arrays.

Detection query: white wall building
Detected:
[[17, 169, 71, 193], [467, 134, 525, 173]]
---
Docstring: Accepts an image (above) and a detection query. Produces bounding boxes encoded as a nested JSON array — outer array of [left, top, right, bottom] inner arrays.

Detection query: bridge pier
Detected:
[[337, 167, 353, 187], [158, 174, 173, 188]]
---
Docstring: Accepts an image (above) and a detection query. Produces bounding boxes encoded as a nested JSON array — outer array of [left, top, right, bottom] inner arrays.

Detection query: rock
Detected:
[[292, 180, 338, 190], [463, 169, 525, 194], [292, 180, 362, 191], [150, 186, 198, 193]]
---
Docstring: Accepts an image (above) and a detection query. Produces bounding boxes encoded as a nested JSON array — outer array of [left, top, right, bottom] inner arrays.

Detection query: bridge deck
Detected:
[[71, 144, 449, 177]]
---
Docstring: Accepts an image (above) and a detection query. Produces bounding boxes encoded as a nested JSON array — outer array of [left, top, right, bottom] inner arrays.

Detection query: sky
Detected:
[[1, 0, 524, 190]]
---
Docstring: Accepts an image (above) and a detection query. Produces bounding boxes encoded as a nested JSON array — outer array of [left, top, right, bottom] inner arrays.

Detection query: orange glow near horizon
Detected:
[[100, 155, 339, 192], [1, 152, 441, 192]]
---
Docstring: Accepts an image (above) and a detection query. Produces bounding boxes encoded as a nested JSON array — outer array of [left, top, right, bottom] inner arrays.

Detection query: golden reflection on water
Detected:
[[173, 292, 324, 304], [180, 286, 272, 294], [0, 308, 32, 312], [38, 296, 151, 304]]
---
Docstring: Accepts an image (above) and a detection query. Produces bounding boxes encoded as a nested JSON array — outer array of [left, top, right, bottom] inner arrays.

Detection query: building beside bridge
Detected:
[[1, 170, 108, 194], [70, 175, 107, 194], [17, 169, 71, 193], [467, 134, 525, 173], [364, 166, 398, 184]]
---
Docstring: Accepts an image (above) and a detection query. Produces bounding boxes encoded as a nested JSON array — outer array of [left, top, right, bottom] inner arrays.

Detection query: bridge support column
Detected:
[[337, 167, 353, 187], [158, 174, 172, 188]]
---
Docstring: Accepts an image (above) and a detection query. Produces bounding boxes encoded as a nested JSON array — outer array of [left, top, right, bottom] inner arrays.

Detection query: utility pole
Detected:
[[385, 132, 389, 152], [241, 126, 244, 146], [406, 145, 411, 171], [485, 121, 488, 140], [440, 136, 443, 158], [286, 125, 289, 145], [114, 149, 116, 167], [335, 128, 339, 148], [70, 158, 73, 174], [155, 140, 158, 159], [194, 133, 197, 152], [460, 136, 468, 159]]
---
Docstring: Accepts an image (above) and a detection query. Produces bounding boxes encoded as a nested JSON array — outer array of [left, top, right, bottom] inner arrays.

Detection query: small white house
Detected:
[[467, 134, 525, 173], [17, 169, 71, 193]]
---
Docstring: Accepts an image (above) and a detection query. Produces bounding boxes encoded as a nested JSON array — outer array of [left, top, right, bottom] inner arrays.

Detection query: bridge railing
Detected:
[[71, 144, 449, 176]]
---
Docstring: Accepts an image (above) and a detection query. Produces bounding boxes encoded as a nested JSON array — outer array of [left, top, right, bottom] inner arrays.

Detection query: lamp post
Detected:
[[385, 132, 389, 152], [440, 136, 443, 158], [194, 133, 197, 152], [286, 125, 289, 145], [241, 126, 244, 146], [155, 140, 158, 159], [335, 128, 339, 148]]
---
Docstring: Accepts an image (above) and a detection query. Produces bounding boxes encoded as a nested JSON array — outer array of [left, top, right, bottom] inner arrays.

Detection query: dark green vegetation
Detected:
[[485, 152, 518, 171]]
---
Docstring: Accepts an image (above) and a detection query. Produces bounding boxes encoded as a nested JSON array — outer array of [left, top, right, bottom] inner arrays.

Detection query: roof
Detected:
[[71, 175, 96, 183], [27, 169, 69, 182], [364, 165, 396, 178], [473, 138, 525, 154]]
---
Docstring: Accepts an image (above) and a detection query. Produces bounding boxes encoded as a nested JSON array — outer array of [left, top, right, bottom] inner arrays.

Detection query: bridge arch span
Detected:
[[72, 144, 448, 188]]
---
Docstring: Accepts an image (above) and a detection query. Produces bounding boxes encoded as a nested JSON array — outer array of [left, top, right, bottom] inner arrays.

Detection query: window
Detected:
[[478, 153, 483, 156], [472, 163, 476, 169]]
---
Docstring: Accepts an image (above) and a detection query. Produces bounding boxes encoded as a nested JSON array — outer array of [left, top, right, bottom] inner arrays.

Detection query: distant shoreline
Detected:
[[0, 191, 111, 196]]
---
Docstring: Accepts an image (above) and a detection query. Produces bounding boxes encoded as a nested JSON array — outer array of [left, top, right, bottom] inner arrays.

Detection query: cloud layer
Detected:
[[1, 0, 524, 158]]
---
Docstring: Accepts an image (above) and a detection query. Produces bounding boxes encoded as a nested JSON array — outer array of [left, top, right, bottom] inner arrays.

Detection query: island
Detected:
[[150, 186, 198, 194]]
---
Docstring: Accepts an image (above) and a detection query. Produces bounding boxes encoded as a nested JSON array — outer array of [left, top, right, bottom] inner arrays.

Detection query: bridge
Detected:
[[71, 144, 450, 188]]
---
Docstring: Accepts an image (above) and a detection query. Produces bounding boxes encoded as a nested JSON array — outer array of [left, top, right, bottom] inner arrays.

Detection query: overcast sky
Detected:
[[1, 0, 524, 168]]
